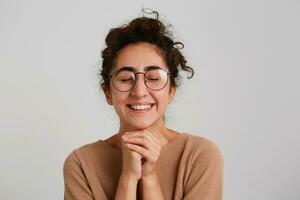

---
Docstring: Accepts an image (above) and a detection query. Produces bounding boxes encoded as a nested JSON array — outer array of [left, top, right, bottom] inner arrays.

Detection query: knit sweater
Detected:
[[63, 133, 224, 200]]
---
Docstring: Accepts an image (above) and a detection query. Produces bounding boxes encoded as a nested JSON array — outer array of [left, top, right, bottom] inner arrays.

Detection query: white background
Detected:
[[1, 0, 299, 199]]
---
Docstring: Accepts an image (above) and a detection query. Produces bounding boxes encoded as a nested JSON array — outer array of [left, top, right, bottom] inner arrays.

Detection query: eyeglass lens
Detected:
[[112, 69, 168, 91]]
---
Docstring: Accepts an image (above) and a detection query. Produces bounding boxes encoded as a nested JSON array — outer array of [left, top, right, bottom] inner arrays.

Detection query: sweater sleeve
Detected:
[[63, 151, 94, 200], [183, 147, 224, 200]]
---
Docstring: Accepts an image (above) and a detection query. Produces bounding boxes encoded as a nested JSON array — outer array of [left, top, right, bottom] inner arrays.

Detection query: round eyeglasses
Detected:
[[109, 68, 170, 92]]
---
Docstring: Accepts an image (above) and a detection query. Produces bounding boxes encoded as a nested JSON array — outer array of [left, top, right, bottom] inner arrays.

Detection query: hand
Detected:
[[121, 139, 143, 182], [121, 129, 162, 178]]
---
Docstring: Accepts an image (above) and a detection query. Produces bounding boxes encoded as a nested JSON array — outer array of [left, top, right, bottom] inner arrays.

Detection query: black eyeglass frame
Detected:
[[109, 66, 170, 92]]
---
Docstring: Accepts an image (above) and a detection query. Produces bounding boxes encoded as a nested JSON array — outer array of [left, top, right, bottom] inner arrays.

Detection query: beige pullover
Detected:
[[63, 133, 223, 200]]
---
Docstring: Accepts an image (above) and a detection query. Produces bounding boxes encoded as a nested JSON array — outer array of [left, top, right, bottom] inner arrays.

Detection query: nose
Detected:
[[130, 74, 148, 97]]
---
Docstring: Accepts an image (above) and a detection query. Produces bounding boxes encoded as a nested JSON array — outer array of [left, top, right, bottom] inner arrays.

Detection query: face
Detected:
[[104, 43, 176, 130]]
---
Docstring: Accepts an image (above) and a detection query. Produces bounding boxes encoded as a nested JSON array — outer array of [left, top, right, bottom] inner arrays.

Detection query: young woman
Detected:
[[63, 10, 223, 200]]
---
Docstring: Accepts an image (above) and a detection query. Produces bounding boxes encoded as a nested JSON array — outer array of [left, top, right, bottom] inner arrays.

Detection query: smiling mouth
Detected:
[[127, 104, 155, 111]]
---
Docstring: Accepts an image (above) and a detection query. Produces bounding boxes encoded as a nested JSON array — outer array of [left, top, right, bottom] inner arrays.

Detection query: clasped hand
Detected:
[[121, 129, 162, 181]]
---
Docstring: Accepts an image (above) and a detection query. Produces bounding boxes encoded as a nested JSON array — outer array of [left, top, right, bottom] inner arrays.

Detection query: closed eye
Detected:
[[121, 78, 134, 82], [147, 78, 159, 81]]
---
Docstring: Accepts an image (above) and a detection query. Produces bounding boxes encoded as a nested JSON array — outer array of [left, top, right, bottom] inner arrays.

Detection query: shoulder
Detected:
[[63, 140, 99, 167], [181, 133, 223, 165], [63, 139, 113, 169], [63, 142, 103, 198], [182, 133, 222, 152], [179, 133, 224, 199]]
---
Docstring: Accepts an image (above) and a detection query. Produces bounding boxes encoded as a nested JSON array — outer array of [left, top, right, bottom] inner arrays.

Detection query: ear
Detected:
[[103, 87, 113, 105], [168, 86, 176, 104]]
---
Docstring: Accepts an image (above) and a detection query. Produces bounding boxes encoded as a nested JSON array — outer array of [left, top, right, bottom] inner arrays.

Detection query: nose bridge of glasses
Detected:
[[134, 71, 145, 77], [133, 72, 146, 82], [133, 72, 147, 88], [128, 72, 148, 95]]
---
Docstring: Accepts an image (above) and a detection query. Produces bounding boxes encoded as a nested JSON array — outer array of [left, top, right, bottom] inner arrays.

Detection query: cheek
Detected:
[[111, 93, 128, 110], [156, 93, 171, 108]]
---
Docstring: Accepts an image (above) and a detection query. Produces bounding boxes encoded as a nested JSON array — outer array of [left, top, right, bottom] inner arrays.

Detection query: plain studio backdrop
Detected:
[[1, 0, 299, 199]]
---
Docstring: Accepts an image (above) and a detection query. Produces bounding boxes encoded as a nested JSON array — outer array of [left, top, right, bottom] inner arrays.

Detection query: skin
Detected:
[[103, 42, 179, 200]]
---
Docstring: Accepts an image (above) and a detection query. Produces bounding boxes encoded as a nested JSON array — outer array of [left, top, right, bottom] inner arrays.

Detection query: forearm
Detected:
[[140, 174, 164, 200], [115, 174, 138, 200]]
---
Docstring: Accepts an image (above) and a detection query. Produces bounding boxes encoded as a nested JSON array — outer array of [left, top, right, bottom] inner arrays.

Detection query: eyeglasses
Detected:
[[109, 67, 170, 92]]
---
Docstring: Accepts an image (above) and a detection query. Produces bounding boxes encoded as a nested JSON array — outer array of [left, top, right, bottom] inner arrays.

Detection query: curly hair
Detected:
[[99, 10, 194, 90]]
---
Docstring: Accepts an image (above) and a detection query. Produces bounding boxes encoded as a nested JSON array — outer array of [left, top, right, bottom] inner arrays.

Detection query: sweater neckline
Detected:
[[161, 132, 186, 150], [99, 132, 187, 152]]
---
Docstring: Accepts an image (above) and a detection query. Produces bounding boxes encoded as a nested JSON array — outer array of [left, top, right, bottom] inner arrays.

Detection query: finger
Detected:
[[136, 130, 161, 152], [126, 143, 160, 164], [122, 129, 161, 149], [124, 130, 145, 137], [125, 143, 151, 160], [122, 142, 143, 158], [144, 130, 162, 147], [123, 131, 153, 145], [124, 130, 158, 147], [122, 137, 152, 150]]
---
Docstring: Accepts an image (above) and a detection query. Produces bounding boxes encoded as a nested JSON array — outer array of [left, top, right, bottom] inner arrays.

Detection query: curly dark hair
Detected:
[[99, 10, 194, 90]]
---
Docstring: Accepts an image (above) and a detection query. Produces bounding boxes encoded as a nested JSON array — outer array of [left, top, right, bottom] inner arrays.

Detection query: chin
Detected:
[[126, 119, 155, 130], [131, 122, 152, 130]]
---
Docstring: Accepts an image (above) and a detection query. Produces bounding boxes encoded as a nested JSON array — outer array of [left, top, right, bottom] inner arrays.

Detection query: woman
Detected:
[[63, 10, 223, 200]]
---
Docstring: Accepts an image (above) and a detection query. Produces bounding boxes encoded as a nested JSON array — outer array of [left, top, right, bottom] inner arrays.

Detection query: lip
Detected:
[[126, 103, 155, 113], [127, 102, 155, 106]]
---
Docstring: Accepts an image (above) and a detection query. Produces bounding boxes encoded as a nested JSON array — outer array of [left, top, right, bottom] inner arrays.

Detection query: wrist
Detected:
[[115, 174, 138, 200], [120, 173, 139, 184], [141, 173, 159, 185]]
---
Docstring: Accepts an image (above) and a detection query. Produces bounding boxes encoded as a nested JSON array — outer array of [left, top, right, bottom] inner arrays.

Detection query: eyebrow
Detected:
[[114, 65, 163, 73]]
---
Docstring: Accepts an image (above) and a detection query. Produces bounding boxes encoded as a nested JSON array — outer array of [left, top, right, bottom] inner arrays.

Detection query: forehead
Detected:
[[113, 43, 168, 71]]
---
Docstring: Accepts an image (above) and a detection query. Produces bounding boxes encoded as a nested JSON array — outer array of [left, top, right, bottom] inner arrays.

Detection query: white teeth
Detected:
[[129, 104, 152, 110]]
